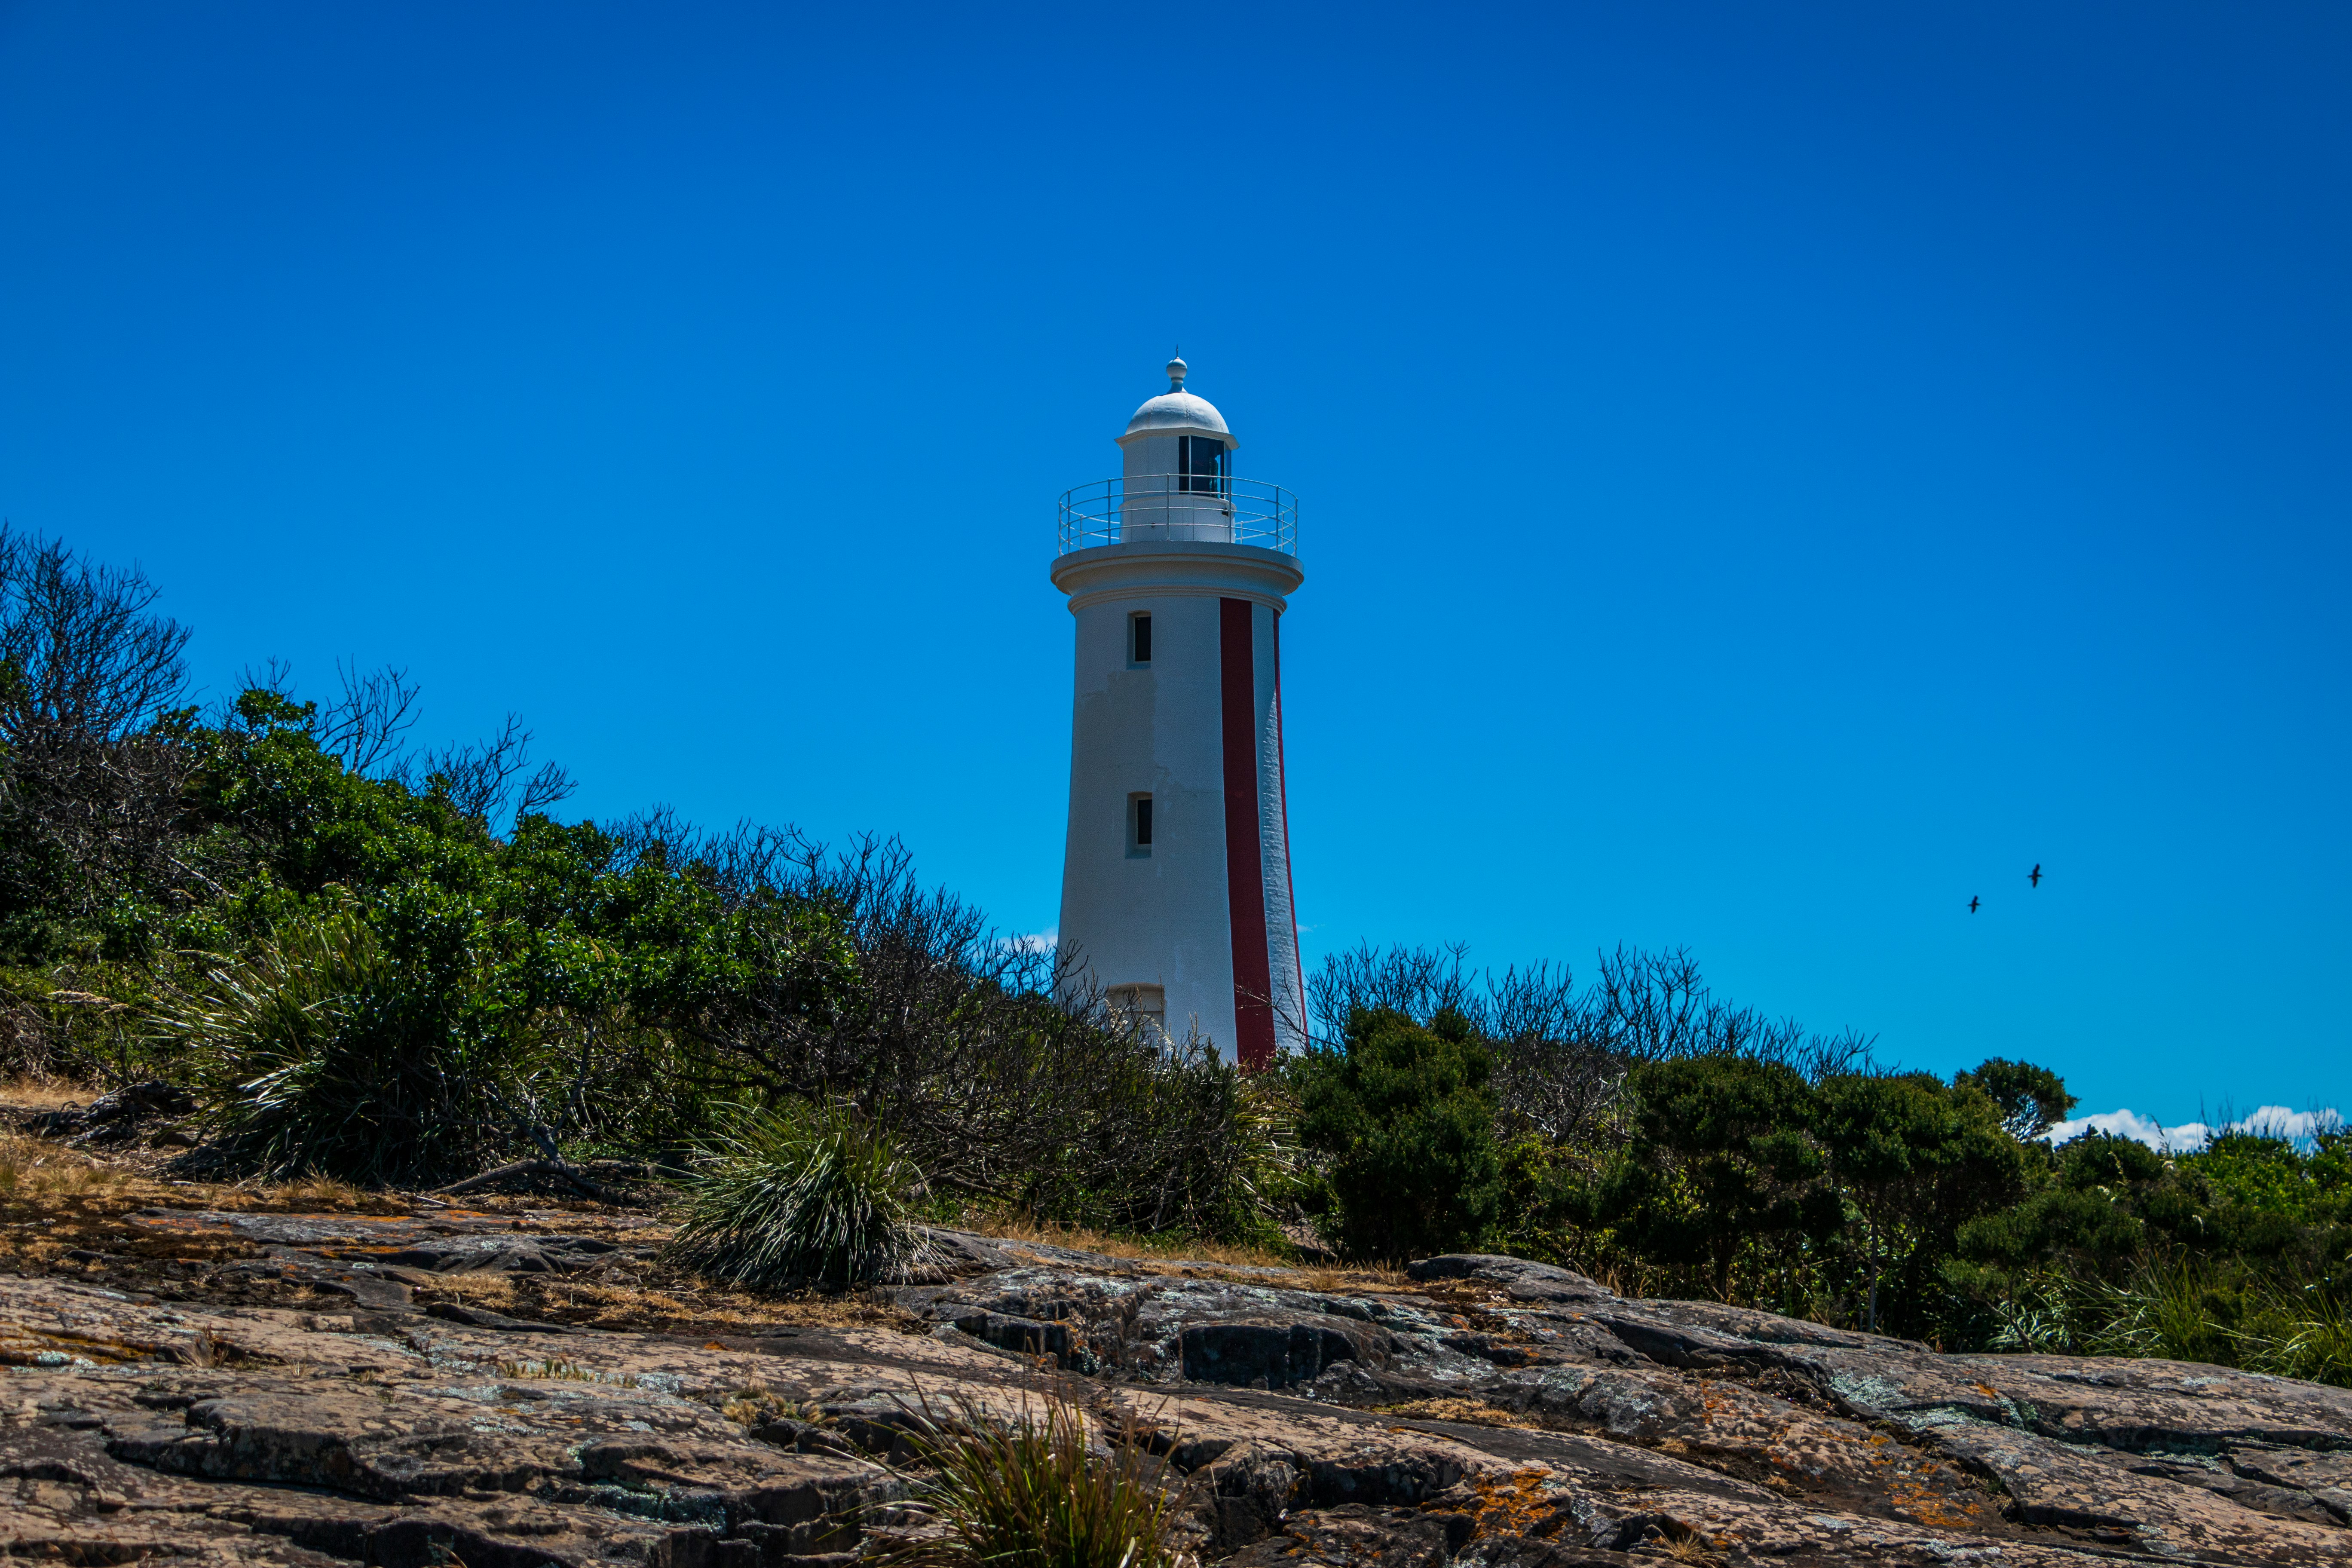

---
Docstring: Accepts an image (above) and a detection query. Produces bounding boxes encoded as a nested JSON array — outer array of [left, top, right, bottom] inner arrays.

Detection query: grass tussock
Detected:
[[154, 906, 529, 1185], [670, 1102, 934, 1290], [1984, 1251, 2352, 1387], [719, 1384, 813, 1427], [2087, 1256, 2352, 1386], [883, 1392, 1183, 1568]]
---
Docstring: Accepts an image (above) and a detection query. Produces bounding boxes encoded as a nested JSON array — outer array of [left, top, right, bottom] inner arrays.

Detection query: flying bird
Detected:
[[2030, 864, 2043, 888], [1969, 896, 1981, 914]]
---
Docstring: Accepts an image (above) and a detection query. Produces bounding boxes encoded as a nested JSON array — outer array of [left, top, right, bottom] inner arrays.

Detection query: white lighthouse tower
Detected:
[[1051, 358, 1306, 1069]]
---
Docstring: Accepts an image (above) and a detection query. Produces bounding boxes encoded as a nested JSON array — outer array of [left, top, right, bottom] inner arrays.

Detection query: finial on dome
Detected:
[[1166, 354, 1187, 391]]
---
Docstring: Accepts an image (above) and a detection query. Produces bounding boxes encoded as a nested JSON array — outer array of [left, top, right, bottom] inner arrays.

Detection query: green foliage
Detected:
[[1600, 1057, 1836, 1300], [669, 1102, 934, 1289], [1025, 1051, 1296, 1249], [1954, 1057, 2079, 1140], [155, 901, 535, 1183], [1290, 1007, 1504, 1261], [104, 689, 853, 1182], [885, 1393, 1179, 1568], [12, 527, 2349, 1356], [1815, 1072, 2026, 1335], [1942, 1124, 2352, 1380]]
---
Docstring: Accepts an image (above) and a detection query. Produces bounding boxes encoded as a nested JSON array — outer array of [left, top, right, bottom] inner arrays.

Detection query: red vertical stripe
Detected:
[[1219, 597, 1277, 1071], [1272, 612, 1304, 1045]]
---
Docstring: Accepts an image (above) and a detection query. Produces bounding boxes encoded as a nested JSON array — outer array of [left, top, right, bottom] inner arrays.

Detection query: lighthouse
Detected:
[[1051, 358, 1306, 1069]]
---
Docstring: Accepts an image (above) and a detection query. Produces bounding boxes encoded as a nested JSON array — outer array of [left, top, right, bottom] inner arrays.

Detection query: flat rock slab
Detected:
[[3, 1237, 2351, 1568]]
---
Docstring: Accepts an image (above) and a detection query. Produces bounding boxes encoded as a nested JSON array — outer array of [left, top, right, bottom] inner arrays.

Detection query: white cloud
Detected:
[[2046, 1104, 2343, 1153], [2235, 1106, 2344, 1142], [1003, 929, 1058, 955]]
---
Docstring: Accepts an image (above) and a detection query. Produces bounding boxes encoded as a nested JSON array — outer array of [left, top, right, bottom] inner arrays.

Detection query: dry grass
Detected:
[[962, 1215, 1413, 1294], [0, 1130, 145, 1202], [248, 1173, 371, 1210], [1657, 1524, 1730, 1567], [965, 1213, 1292, 1268], [417, 1264, 927, 1337], [494, 1355, 640, 1388], [1294, 1264, 1413, 1293], [0, 1075, 90, 1109], [719, 1384, 812, 1426], [1369, 1396, 1536, 1430]]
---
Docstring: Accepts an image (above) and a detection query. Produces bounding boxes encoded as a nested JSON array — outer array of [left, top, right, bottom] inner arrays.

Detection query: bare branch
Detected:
[[318, 660, 421, 776], [513, 760, 576, 821]]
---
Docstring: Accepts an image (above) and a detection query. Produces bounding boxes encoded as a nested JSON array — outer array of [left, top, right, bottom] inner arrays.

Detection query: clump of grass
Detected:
[[151, 903, 542, 1186], [1656, 1524, 1728, 1568], [720, 1384, 815, 1427], [668, 1101, 934, 1291], [496, 1356, 639, 1387], [0, 1132, 132, 1201], [2239, 1278, 2352, 1387], [882, 1393, 1182, 1568], [2064, 1254, 2352, 1389], [2085, 1254, 2236, 1365]]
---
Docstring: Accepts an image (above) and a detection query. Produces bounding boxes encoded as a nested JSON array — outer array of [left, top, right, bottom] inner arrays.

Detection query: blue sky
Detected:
[[2, 3, 2345, 1126]]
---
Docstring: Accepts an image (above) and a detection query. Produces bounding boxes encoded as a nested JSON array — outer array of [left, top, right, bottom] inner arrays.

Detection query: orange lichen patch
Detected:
[[1451, 1467, 1565, 1539], [1888, 1480, 1989, 1531]]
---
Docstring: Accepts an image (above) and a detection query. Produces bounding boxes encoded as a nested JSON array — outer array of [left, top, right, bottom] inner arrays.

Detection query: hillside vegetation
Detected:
[[0, 526, 2343, 1381]]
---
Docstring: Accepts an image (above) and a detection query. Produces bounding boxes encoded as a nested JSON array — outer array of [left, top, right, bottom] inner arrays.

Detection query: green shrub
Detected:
[[1017, 1040, 1296, 1249], [1290, 1006, 1504, 1261], [1599, 1056, 1835, 1302], [1815, 1071, 2025, 1335], [156, 902, 530, 1182], [669, 1101, 933, 1289], [884, 1392, 1178, 1568]]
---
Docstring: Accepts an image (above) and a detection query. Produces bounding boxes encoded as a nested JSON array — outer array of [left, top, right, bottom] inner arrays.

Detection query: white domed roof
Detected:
[[1121, 357, 1236, 446]]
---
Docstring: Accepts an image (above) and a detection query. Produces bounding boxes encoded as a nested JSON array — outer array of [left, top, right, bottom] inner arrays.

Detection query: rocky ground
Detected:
[[4, 1089, 2351, 1566]]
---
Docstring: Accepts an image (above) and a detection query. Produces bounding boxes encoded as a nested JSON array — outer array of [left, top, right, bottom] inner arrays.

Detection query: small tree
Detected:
[[1290, 1006, 1504, 1260], [1600, 1056, 1838, 1302], [1816, 1073, 2026, 1334], [1954, 1058, 2077, 1140], [0, 527, 194, 957]]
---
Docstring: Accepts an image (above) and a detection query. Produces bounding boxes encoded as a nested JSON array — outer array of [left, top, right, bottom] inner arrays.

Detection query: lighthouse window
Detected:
[[1129, 793, 1154, 855], [1130, 612, 1152, 665], [1179, 435, 1228, 495], [1107, 984, 1167, 1041]]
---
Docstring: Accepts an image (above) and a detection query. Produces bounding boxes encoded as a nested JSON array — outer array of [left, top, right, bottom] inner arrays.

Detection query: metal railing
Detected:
[[1057, 475, 1298, 556]]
